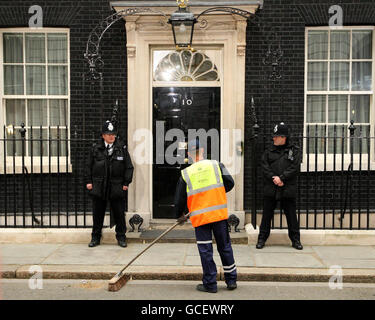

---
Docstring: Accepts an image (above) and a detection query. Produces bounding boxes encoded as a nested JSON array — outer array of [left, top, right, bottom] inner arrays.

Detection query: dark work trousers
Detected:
[[91, 197, 126, 241], [258, 197, 300, 242], [194, 220, 237, 290]]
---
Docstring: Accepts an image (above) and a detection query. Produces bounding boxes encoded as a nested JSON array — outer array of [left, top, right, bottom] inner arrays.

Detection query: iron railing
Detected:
[[1, 121, 374, 229], [0, 123, 98, 228]]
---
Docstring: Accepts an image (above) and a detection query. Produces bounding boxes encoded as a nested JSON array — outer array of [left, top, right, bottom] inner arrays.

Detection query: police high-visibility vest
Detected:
[[181, 159, 228, 227]]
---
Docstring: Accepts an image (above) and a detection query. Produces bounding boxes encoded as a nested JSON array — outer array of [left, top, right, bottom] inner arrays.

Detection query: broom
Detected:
[[108, 212, 190, 292]]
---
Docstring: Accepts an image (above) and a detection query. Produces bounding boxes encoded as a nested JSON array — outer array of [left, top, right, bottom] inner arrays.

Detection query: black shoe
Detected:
[[227, 283, 237, 290], [292, 240, 303, 250], [256, 240, 265, 249], [196, 284, 217, 293], [117, 239, 127, 248], [88, 239, 100, 247]]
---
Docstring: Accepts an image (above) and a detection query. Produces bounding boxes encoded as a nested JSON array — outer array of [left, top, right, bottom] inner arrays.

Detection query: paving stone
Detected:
[[0, 244, 61, 257], [322, 259, 375, 269], [113, 244, 189, 266], [254, 252, 325, 268], [0, 244, 61, 264], [131, 252, 186, 266], [42, 244, 123, 265], [312, 246, 375, 260]]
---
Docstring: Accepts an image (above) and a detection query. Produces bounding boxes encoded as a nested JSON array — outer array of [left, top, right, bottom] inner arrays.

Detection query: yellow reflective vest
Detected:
[[181, 159, 228, 227]]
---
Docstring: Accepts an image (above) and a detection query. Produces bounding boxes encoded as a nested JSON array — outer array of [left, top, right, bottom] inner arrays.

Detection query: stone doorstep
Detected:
[[246, 224, 375, 246], [2, 265, 375, 283], [0, 228, 248, 244]]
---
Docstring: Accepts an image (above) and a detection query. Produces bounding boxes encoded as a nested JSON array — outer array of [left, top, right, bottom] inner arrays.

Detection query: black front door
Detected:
[[152, 87, 220, 219]]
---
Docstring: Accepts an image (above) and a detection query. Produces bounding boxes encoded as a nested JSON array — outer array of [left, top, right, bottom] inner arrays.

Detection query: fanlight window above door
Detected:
[[154, 50, 220, 82]]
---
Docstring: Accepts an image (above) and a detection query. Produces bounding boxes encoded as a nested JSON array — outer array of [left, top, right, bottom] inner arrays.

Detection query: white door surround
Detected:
[[112, 2, 260, 227]]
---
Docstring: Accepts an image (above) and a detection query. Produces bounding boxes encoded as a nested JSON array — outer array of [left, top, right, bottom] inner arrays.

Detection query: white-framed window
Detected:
[[0, 28, 70, 172], [304, 26, 375, 171]]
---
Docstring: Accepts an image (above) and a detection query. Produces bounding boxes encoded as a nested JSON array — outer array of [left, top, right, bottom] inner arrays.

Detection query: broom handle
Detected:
[[117, 213, 190, 276]]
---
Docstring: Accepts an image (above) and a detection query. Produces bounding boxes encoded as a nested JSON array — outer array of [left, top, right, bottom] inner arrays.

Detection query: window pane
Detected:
[[27, 99, 47, 126], [26, 66, 46, 95], [328, 125, 348, 154], [50, 99, 68, 126], [193, 60, 213, 77], [5, 99, 25, 126], [307, 62, 328, 90], [328, 95, 348, 123], [28, 128, 48, 157], [351, 125, 370, 154], [47, 33, 67, 63], [330, 31, 350, 59], [352, 62, 372, 91], [307, 95, 326, 123], [307, 125, 325, 154], [350, 95, 370, 123], [330, 62, 349, 90], [48, 66, 68, 95], [50, 128, 67, 156], [25, 33, 45, 63], [352, 31, 373, 59], [195, 71, 219, 81], [308, 31, 328, 60], [3, 33, 23, 63], [4, 65, 24, 95]]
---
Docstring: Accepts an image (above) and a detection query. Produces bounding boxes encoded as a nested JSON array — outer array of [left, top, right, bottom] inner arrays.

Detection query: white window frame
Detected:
[[0, 27, 71, 174], [303, 26, 375, 171]]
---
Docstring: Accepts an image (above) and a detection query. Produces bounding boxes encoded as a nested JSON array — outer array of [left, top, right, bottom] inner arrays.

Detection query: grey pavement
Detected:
[[1, 243, 375, 269], [1, 279, 375, 300]]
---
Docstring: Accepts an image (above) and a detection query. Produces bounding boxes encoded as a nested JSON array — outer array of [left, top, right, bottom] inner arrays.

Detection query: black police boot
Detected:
[[88, 239, 100, 248], [292, 240, 303, 250], [227, 283, 237, 290], [117, 239, 127, 248], [196, 284, 217, 293], [256, 239, 266, 249]]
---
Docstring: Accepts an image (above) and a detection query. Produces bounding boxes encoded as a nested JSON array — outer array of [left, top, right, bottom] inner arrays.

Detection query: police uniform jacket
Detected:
[[85, 138, 134, 200], [262, 142, 301, 199]]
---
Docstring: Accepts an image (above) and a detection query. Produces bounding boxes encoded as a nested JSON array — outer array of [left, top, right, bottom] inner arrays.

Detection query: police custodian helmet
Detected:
[[273, 122, 289, 137], [102, 120, 117, 135]]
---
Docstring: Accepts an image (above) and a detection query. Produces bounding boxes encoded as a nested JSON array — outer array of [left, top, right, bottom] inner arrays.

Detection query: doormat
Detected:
[[140, 229, 196, 239]]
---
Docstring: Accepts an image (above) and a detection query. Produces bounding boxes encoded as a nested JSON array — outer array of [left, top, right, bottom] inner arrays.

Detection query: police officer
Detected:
[[85, 120, 134, 248], [256, 122, 303, 250], [174, 139, 237, 293]]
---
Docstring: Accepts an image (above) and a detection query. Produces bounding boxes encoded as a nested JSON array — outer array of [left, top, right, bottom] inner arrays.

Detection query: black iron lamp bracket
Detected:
[[84, 8, 167, 81]]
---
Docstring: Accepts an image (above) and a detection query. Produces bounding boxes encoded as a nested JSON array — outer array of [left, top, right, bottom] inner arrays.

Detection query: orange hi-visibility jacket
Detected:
[[181, 159, 228, 227]]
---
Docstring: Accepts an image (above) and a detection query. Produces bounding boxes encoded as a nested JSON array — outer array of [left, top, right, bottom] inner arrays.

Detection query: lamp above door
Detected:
[[168, 0, 197, 51]]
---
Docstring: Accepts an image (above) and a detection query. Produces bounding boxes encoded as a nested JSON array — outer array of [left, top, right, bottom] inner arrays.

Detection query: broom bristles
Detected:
[[108, 273, 130, 292]]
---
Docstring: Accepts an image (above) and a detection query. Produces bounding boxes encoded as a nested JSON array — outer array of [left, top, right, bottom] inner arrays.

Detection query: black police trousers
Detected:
[[258, 197, 300, 242], [91, 197, 126, 241]]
